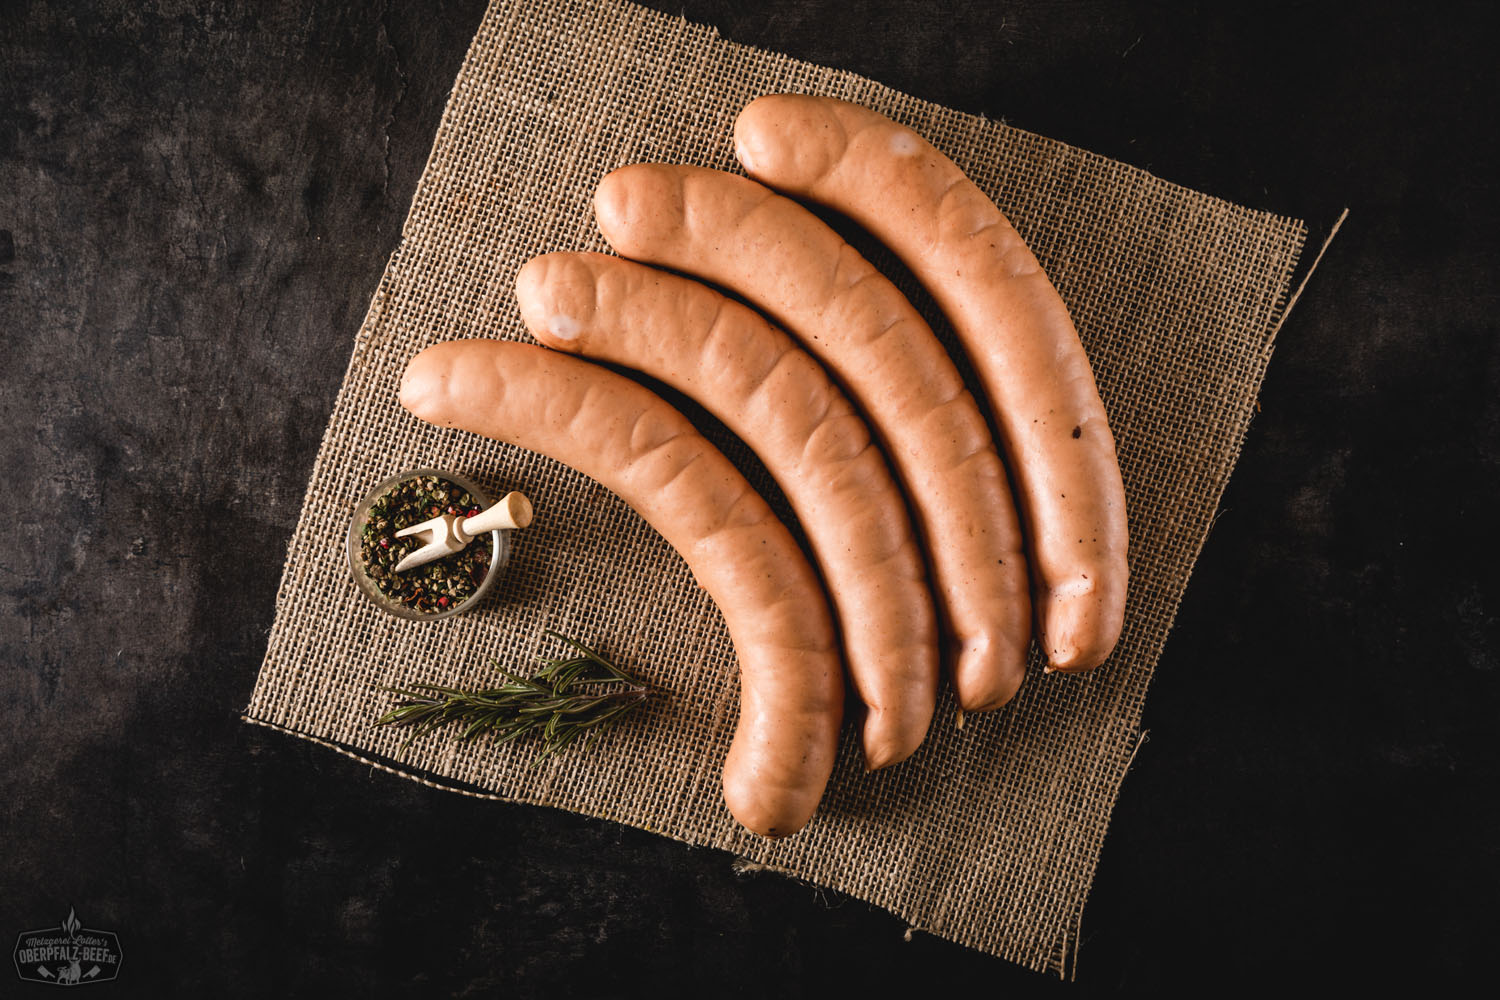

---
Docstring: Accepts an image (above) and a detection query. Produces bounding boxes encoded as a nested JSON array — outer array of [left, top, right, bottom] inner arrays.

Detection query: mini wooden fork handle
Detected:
[[456, 491, 533, 540]]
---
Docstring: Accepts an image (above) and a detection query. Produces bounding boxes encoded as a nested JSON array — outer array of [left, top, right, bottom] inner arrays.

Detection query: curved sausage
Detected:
[[399, 340, 842, 836], [594, 164, 1031, 710], [516, 251, 938, 768], [734, 95, 1128, 672]]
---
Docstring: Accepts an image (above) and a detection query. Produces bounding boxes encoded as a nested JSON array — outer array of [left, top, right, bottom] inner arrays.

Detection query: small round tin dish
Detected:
[[347, 468, 511, 621]]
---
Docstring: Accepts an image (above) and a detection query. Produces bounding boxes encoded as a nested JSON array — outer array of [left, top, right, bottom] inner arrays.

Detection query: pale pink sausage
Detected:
[[594, 164, 1031, 710], [516, 251, 938, 768], [734, 95, 1128, 672], [399, 340, 842, 836]]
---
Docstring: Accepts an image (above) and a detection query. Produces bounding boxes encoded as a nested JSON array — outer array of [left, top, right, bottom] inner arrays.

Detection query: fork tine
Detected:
[[393, 541, 447, 574], [394, 515, 442, 540], [389, 512, 468, 574]]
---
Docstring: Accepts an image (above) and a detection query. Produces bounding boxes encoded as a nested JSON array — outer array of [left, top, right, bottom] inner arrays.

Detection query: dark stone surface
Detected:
[[1, 0, 1495, 993]]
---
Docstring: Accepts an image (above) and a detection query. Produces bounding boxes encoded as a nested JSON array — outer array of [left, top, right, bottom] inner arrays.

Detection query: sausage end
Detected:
[[733, 94, 848, 190], [593, 164, 686, 258], [952, 633, 1028, 712], [1036, 570, 1128, 672]]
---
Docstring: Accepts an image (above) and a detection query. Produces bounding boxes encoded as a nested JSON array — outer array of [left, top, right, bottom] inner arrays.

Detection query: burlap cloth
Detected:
[[245, 0, 1307, 973]]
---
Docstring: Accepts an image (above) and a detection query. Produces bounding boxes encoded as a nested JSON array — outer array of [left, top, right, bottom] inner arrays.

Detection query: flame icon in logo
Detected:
[[62, 908, 80, 939]]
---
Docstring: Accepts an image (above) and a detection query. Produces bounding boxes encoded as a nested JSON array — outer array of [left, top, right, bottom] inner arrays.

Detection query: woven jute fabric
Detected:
[[246, 0, 1306, 972]]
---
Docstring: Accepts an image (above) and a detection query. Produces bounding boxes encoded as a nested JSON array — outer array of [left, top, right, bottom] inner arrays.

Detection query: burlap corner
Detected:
[[245, 0, 1306, 973]]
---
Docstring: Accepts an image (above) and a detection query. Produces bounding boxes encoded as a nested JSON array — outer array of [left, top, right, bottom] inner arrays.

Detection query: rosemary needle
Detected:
[[375, 630, 649, 764]]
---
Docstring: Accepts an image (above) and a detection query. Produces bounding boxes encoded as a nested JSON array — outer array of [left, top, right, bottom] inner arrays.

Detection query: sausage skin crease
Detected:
[[399, 340, 842, 836], [516, 252, 939, 768], [734, 95, 1129, 672], [594, 164, 1031, 710]]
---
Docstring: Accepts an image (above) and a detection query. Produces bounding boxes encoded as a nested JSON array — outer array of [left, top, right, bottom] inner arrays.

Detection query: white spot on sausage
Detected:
[[889, 130, 921, 156], [960, 633, 992, 657], [1051, 577, 1097, 600], [547, 313, 581, 340], [735, 136, 759, 172]]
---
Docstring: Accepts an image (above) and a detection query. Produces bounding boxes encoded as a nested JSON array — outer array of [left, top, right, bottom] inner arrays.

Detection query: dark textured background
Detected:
[[2, 0, 1495, 993]]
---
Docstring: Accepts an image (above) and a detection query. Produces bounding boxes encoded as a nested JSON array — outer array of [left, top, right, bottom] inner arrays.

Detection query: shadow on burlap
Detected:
[[245, 0, 1307, 974]]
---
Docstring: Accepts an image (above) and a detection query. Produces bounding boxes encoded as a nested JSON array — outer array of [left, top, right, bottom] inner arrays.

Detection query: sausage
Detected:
[[594, 164, 1031, 710], [733, 95, 1128, 672], [399, 340, 842, 836], [516, 251, 938, 768]]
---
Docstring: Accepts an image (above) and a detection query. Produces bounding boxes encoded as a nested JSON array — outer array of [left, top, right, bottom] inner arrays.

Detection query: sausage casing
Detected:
[[400, 340, 843, 835], [516, 251, 938, 768], [735, 95, 1128, 671], [594, 164, 1032, 709]]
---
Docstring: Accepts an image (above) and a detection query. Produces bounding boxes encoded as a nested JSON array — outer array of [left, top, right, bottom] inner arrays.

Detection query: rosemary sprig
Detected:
[[375, 630, 648, 764]]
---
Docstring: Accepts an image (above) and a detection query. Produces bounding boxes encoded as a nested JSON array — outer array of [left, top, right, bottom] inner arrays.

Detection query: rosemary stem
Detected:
[[375, 632, 649, 762]]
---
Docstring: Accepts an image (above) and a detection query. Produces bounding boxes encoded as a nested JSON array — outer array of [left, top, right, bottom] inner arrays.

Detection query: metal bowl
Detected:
[[346, 467, 511, 622]]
